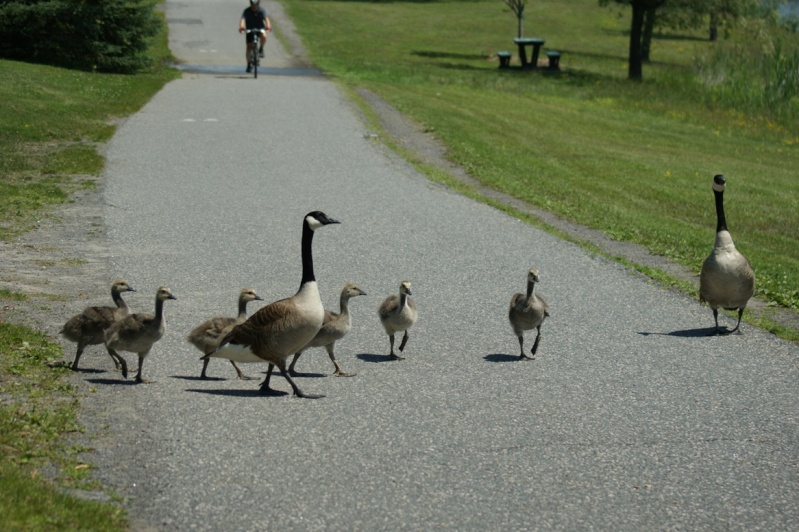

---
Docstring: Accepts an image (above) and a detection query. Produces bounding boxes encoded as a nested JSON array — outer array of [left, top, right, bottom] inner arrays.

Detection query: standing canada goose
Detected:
[[60, 278, 136, 373], [378, 281, 417, 360], [699, 174, 755, 334], [187, 288, 264, 380], [289, 282, 366, 377], [205, 211, 340, 399], [104, 286, 177, 383], [509, 268, 550, 360]]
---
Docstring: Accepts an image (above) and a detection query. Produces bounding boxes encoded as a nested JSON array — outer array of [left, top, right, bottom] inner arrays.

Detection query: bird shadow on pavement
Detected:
[[85, 378, 137, 386], [357, 353, 397, 363], [290, 371, 326, 379], [483, 353, 522, 363], [170, 375, 225, 382], [638, 327, 719, 338], [185, 387, 289, 398]]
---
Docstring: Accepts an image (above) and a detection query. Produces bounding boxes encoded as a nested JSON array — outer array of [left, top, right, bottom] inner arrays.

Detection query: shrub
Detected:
[[0, 0, 160, 73]]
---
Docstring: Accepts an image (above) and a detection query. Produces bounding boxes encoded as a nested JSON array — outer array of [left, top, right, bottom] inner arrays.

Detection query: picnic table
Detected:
[[513, 37, 545, 69]]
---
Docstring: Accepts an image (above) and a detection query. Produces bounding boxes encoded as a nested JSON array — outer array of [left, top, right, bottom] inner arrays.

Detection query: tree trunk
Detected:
[[642, 6, 656, 63], [518, 14, 524, 38], [628, 2, 645, 80], [709, 11, 718, 42]]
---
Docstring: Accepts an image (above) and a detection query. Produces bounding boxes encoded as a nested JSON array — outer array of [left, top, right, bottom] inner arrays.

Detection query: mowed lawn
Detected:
[[280, 0, 799, 328]]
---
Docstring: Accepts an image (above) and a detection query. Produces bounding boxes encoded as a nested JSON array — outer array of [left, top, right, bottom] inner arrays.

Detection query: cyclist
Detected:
[[239, 0, 272, 73]]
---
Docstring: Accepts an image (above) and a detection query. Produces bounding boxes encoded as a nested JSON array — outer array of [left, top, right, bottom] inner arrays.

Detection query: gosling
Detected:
[[509, 268, 550, 360], [60, 278, 135, 373], [290, 282, 366, 377], [187, 288, 264, 380], [104, 286, 176, 383], [378, 281, 417, 360]]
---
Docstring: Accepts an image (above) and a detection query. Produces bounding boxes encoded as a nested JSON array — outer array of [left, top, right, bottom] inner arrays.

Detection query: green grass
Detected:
[[0, 323, 126, 530], [0, 9, 179, 240], [281, 0, 799, 313], [0, 5, 178, 528]]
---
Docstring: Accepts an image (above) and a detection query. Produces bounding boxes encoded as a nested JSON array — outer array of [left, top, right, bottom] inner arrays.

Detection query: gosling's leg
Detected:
[[398, 331, 410, 352], [134, 352, 154, 384], [200, 357, 211, 379], [388, 334, 404, 360], [530, 325, 542, 357], [71, 343, 87, 371], [231, 361, 254, 380], [517, 334, 533, 360], [106, 348, 128, 379], [327, 344, 355, 377]]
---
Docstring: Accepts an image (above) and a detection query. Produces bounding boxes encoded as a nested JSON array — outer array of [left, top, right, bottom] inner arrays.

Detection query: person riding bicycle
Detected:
[[239, 0, 272, 73]]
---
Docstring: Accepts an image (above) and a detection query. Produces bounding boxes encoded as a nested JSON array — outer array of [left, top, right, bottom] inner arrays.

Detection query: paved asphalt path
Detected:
[[75, 0, 799, 529]]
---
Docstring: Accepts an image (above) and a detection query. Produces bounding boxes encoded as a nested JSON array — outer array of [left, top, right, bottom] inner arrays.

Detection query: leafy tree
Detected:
[[0, 0, 161, 73], [600, 0, 666, 80], [504, 0, 527, 38]]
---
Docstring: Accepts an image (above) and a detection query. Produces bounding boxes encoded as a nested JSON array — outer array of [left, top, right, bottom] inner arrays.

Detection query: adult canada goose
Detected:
[[206, 211, 340, 398], [378, 281, 417, 360], [60, 278, 135, 373], [509, 268, 550, 360], [289, 282, 366, 377], [104, 286, 177, 383], [187, 288, 264, 380], [699, 174, 755, 334]]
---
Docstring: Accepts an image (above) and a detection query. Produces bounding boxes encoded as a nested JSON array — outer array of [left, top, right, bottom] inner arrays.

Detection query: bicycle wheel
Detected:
[[251, 41, 258, 79]]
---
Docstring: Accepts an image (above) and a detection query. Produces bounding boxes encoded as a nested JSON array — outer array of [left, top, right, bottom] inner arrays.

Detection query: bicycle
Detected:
[[246, 29, 266, 79]]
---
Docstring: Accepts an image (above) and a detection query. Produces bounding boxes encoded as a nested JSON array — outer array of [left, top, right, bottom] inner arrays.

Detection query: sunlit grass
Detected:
[[283, 0, 799, 311]]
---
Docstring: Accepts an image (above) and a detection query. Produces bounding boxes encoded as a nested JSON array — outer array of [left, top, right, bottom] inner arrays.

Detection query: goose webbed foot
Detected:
[[389, 353, 405, 361], [333, 369, 356, 377], [279, 366, 324, 399]]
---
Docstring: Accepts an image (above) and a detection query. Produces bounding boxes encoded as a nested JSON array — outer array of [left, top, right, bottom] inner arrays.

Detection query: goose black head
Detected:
[[712, 174, 726, 192], [305, 211, 340, 231]]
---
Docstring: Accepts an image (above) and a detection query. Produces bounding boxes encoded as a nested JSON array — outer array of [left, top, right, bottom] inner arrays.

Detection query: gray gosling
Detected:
[[206, 211, 340, 399], [699, 174, 755, 334], [378, 281, 417, 360], [60, 278, 136, 373], [104, 286, 177, 383], [187, 288, 264, 380], [290, 282, 367, 377], [509, 268, 550, 360]]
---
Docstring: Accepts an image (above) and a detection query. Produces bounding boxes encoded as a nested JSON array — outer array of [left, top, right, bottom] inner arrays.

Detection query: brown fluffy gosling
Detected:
[[290, 282, 366, 377], [378, 281, 417, 360], [104, 286, 176, 383], [187, 288, 264, 380], [60, 278, 135, 373], [509, 268, 550, 360]]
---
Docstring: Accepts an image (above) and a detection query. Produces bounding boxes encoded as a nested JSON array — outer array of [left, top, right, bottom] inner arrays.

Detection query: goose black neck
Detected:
[[714, 189, 728, 233], [300, 221, 316, 286], [237, 298, 249, 317], [154, 297, 165, 322], [526, 281, 535, 299], [112, 289, 125, 308]]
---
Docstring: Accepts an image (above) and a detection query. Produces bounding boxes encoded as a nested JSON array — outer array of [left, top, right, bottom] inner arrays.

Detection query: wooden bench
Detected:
[[497, 51, 511, 69]]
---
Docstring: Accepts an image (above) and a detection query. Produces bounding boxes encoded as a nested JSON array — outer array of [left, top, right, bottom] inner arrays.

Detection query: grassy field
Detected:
[[0, 7, 178, 529], [280, 0, 799, 331]]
